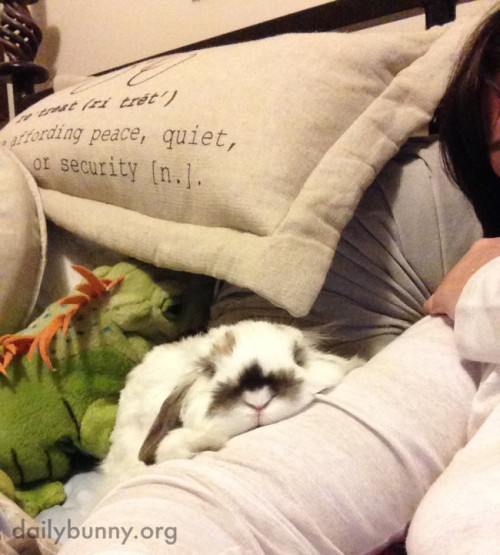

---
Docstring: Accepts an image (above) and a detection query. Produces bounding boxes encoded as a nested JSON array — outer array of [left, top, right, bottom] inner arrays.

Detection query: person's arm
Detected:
[[424, 238, 500, 363]]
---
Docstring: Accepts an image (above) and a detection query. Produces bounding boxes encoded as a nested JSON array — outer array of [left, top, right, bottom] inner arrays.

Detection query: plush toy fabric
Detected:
[[0, 261, 212, 516]]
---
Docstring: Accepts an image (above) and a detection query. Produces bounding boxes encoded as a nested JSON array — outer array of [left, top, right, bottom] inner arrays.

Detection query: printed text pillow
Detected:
[[0, 30, 446, 315]]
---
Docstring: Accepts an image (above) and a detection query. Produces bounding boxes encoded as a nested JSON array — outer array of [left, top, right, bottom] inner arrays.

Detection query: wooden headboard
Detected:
[[166, 0, 458, 54], [95, 0, 460, 76]]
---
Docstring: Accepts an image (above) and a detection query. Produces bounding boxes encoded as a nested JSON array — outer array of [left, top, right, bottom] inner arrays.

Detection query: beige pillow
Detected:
[[0, 147, 46, 333], [0, 26, 468, 316]]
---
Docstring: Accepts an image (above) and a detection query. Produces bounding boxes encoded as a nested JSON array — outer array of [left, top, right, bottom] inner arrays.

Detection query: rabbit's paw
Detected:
[[156, 428, 227, 462]]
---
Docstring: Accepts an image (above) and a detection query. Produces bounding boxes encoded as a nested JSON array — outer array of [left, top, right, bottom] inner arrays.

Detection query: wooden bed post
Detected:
[[0, 0, 48, 123]]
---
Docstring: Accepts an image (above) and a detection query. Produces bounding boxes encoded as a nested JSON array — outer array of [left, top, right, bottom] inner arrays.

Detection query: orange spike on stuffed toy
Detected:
[[0, 335, 35, 374], [1, 265, 125, 374]]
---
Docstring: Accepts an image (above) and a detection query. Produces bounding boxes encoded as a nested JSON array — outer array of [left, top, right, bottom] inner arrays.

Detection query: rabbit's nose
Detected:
[[242, 386, 275, 411]]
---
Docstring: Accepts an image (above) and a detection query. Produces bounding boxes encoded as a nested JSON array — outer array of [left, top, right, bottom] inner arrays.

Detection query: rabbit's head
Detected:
[[139, 320, 355, 464]]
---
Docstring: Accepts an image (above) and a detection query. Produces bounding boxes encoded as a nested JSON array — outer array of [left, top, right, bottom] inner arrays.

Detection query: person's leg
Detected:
[[406, 366, 500, 555], [58, 316, 479, 554]]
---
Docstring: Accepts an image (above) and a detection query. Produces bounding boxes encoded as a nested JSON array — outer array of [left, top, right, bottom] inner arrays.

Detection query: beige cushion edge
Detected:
[[39, 189, 332, 317], [277, 12, 489, 252]]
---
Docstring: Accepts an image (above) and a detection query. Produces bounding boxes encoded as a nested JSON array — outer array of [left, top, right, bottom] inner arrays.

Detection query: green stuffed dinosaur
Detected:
[[0, 261, 213, 516]]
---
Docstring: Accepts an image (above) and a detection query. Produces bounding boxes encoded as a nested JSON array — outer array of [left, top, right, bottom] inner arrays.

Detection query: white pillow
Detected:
[[0, 147, 46, 333]]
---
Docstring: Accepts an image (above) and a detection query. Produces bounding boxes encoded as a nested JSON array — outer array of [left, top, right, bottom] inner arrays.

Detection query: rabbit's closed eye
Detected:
[[208, 362, 303, 415]]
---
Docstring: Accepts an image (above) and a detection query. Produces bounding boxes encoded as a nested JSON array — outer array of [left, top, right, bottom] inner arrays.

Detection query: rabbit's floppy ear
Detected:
[[138, 377, 193, 465]]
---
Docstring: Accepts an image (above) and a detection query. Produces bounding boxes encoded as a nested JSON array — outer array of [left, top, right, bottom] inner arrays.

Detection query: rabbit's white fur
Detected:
[[99, 320, 362, 497]]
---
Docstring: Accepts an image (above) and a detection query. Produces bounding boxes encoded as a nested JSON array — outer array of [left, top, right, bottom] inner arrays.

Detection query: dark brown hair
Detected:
[[438, 8, 500, 237]]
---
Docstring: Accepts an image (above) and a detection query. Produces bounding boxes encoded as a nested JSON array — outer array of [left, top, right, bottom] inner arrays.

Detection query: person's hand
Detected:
[[424, 238, 500, 320]]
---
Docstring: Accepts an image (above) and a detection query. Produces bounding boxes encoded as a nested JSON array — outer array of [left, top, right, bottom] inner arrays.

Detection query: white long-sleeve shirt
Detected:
[[455, 256, 500, 364]]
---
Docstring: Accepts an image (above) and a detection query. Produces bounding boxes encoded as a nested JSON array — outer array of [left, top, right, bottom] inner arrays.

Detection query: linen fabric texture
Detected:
[[0, 9, 491, 317]]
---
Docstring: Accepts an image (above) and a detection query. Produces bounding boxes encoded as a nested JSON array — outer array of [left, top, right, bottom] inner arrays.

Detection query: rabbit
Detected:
[[98, 319, 363, 497]]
